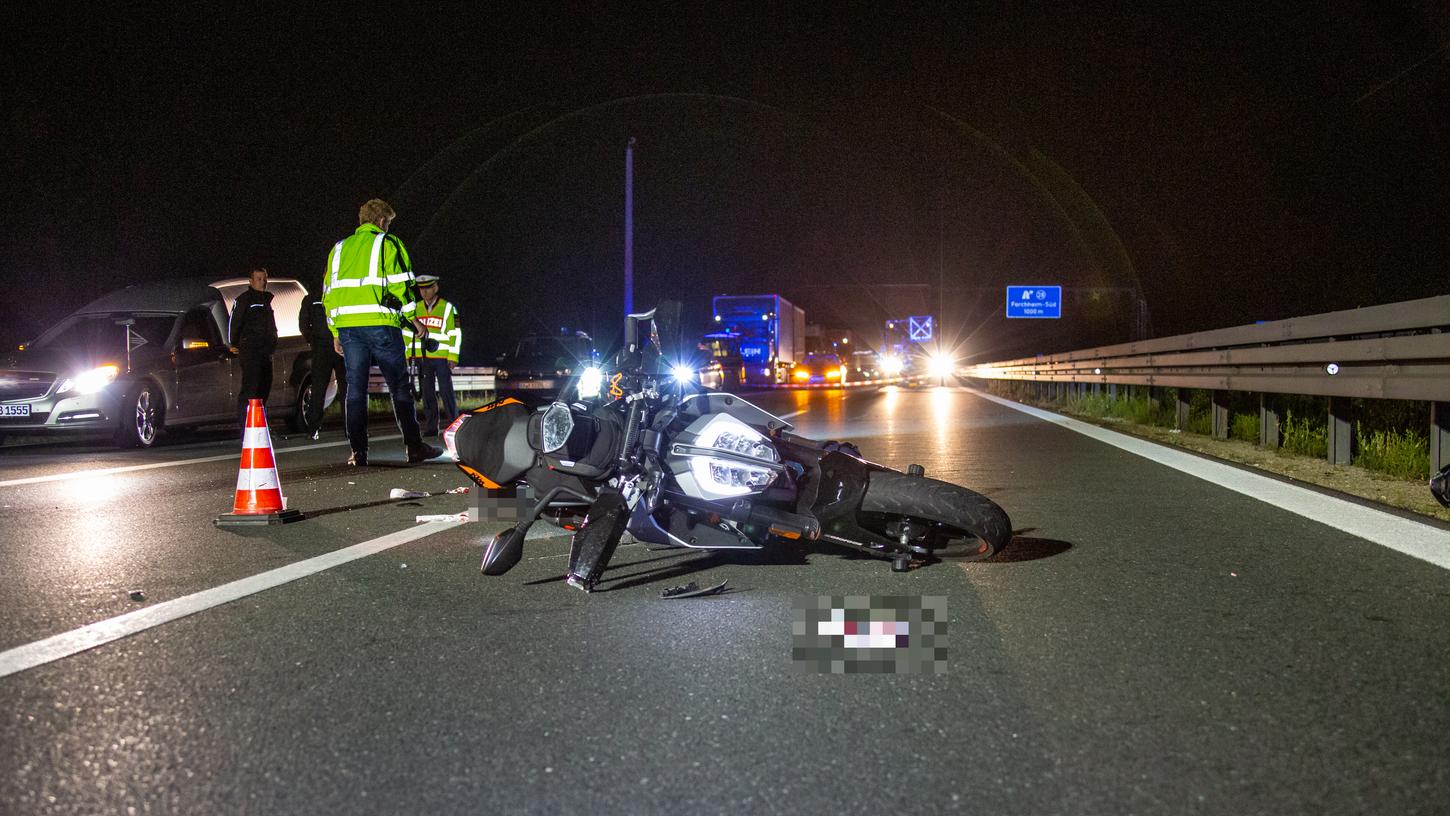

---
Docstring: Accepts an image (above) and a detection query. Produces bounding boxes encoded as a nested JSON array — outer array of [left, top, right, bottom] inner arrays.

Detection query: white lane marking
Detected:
[[0, 517, 465, 679], [0, 434, 403, 488], [971, 389, 1450, 571]]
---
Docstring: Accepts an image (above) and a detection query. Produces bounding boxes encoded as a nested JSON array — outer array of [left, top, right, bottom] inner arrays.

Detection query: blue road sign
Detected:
[[1006, 285, 1062, 319], [907, 315, 933, 342]]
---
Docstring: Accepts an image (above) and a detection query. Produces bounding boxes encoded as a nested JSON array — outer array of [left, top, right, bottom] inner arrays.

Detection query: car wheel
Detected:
[[115, 382, 162, 448], [285, 379, 312, 433]]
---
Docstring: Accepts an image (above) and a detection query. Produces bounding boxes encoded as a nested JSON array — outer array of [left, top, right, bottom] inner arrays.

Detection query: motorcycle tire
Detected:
[[858, 471, 1012, 561]]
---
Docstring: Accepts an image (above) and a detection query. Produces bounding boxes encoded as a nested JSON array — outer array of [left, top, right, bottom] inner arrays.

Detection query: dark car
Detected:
[[493, 332, 598, 402], [849, 350, 883, 382], [0, 277, 310, 447], [791, 353, 847, 385]]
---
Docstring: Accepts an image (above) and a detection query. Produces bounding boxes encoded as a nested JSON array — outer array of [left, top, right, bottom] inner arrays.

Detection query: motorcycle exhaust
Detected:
[[726, 501, 821, 541]]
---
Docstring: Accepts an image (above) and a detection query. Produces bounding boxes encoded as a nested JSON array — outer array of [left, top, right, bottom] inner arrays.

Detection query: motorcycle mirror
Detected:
[[480, 526, 526, 575], [653, 300, 683, 361]]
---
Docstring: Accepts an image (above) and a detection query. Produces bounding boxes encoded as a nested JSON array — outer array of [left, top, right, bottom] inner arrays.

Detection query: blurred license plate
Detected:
[[513, 380, 554, 389], [1, 404, 31, 417]]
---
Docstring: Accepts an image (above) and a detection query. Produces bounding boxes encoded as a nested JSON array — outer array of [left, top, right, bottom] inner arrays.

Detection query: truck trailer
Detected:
[[710, 294, 806, 386]]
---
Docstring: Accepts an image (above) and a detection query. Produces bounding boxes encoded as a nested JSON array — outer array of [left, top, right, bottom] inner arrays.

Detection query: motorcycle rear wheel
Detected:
[[858, 471, 1012, 561]]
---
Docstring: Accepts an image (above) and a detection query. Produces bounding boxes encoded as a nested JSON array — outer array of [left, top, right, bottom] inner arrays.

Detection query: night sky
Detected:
[[4, 3, 1447, 362]]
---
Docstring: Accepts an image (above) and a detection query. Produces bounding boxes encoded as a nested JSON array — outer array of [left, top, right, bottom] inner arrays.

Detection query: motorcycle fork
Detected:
[[566, 488, 631, 592]]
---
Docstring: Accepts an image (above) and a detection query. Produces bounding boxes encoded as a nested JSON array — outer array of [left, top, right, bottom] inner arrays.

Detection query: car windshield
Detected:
[[31, 314, 176, 355], [511, 337, 591, 363], [802, 354, 841, 367]]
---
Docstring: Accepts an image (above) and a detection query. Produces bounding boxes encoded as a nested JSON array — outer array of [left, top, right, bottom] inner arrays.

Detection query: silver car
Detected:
[[0, 277, 310, 448]]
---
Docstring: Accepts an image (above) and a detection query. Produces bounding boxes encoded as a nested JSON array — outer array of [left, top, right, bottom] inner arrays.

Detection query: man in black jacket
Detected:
[[298, 281, 346, 439], [229, 267, 278, 425]]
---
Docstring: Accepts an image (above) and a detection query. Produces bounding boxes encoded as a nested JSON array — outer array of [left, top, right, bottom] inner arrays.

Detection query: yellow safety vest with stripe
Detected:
[[321, 223, 418, 336], [402, 297, 461, 363]]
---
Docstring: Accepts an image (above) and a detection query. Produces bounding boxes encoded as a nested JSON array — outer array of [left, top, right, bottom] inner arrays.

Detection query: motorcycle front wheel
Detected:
[[857, 471, 1012, 561]]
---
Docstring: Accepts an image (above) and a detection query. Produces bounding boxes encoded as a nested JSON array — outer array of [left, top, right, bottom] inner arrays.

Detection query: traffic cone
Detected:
[[215, 399, 303, 526]]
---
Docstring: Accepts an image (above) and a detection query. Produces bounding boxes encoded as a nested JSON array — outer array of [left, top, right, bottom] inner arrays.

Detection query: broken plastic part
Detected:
[[660, 580, 728, 599]]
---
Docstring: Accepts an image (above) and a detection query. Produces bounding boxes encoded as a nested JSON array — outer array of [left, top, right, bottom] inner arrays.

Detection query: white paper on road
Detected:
[[0, 517, 465, 679], [973, 389, 1450, 572]]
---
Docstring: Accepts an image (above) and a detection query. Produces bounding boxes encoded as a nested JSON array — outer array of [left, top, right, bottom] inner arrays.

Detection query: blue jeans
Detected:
[[339, 325, 423, 452], [418, 358, 458, 434]]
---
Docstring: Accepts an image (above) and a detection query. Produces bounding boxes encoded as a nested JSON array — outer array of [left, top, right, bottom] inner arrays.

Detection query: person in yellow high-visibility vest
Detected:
[[321, 198, 441, 466], [402, 274, 461, 436]]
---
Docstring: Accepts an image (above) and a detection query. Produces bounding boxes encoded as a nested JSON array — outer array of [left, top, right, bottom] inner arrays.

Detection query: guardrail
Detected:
[[366, 366, 495, 394], [963, 295, 1450, 469]]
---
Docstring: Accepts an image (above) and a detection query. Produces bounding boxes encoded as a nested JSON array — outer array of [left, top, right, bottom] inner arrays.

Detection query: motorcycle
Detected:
[[444, 303, 1012, 592]]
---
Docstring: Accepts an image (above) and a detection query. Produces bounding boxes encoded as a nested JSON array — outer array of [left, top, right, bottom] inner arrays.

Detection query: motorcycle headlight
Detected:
[[671, 364, 695, 383], [540, 402, 574, 453], [675, 414, 781, 499], [577, 366, 604, 399], [58, 364, 120, 395]]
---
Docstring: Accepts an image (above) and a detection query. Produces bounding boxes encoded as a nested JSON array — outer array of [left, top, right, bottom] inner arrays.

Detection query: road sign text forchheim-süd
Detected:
[[1006, 286, 1062, 319]]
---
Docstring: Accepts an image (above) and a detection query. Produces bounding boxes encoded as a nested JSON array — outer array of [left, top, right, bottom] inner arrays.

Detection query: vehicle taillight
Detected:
[[443, 414, 469, 460]]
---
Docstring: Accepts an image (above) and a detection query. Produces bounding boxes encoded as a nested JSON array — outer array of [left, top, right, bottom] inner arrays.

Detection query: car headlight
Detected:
[[927, 354, 954, 378], [58, 364, 120, 395], [880, 356, 904, 375], [577, 366, 604, 399], [793, 369, 810, 381]]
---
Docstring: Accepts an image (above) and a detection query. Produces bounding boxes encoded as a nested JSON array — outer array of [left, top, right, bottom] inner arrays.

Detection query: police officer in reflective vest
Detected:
[[321, 198, 441, 466], [401, 274, 461, 436], [298, 284, 346, 439]]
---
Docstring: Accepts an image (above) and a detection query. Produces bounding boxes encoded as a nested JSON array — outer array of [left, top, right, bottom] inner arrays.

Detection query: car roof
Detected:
[[73, 277, 223, 315]]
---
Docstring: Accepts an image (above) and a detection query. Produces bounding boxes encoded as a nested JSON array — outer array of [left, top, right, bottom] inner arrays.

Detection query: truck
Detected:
[[710, 294, 806, 386], [0, 277, 312, 448]]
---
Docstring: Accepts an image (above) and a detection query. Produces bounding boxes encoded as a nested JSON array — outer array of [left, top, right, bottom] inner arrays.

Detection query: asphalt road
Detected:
[[2, 387, 1448, 815]]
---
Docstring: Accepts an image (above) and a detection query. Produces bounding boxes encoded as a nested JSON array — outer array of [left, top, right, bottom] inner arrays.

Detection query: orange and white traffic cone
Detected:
[[215, 399, 303, 526]]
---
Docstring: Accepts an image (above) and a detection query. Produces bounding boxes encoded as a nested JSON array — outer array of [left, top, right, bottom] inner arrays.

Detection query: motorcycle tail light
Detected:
[[442, 413, 468, 460]]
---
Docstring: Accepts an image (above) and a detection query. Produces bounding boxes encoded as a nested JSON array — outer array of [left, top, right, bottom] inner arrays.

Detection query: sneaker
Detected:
[[348, 451, 368, 466], [310, 428, 321, 441], [406, 441, 443, 464]]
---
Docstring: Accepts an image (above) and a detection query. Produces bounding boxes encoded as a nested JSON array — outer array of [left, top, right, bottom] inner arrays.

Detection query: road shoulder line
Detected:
[[971, 388, 1450, 571], [0, 518, 465, 679]]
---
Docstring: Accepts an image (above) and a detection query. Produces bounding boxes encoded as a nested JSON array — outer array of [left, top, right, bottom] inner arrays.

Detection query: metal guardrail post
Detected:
[[1259, 394, 1280, 448], [1176, 388, 1192, 430], [1328, 397, 1354, 465], [1211, 390, 1230, 440], [1432, 402, 1450, 473]]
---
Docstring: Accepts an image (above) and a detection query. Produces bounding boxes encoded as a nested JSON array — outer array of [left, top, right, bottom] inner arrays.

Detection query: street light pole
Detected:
[[624, 136, 635, 317]]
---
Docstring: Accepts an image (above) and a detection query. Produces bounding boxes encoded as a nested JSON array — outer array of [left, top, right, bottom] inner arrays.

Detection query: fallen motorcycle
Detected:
[[445, 302, 1012, 591]]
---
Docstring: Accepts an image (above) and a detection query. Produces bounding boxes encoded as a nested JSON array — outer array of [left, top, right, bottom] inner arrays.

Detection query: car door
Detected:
[[172, 307, 232, 421]]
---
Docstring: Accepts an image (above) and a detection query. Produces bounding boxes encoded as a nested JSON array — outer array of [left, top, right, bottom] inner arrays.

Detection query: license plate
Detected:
[[512, 380, 554, 389], [1, 404, 32, 417]]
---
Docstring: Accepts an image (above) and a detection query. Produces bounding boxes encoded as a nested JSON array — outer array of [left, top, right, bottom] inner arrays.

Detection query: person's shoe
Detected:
[[310, 428, 321, 441], [406, 441, 443, 463], [348, 451, 368, 467]]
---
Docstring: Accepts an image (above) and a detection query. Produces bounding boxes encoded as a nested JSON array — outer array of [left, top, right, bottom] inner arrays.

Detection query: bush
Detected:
[[1281, 411, 1327, 458], [1355, 426, 1430, 480], [1231, 414, 1259, 442]]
